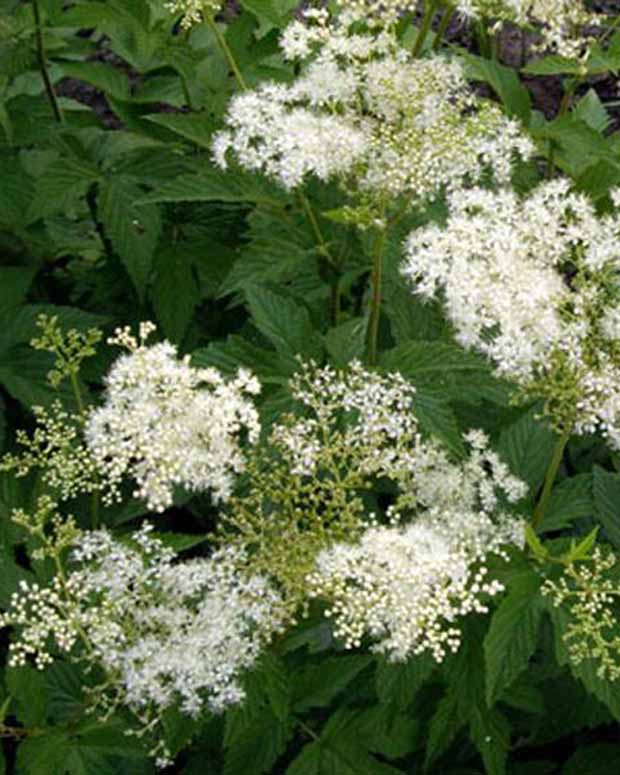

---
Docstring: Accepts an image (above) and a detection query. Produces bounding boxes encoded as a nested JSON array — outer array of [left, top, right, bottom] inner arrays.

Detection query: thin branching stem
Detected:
[[32, 0, 63, 123]]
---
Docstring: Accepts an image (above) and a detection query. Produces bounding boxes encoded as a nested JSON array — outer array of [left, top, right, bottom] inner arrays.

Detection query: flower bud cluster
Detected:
[[403, 180, 620, 444], [165, 0, 220, 29], [214, 7, 532, 206], [0, 401, 110, 502], [85, 324, 261, 512], [309, 431, 526, 662], [542, 548, 620, 681], [221, 361, 424, 620]]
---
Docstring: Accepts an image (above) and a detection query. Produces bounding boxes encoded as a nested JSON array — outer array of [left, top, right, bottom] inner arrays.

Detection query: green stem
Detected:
[[412, 0, 437, 57], [366, 226, 387, 366], [180, 29, 195, 109], [329, 275, 341, 327], [207, 16, 247, 91], [433, 3, 454, 51], [69, 371, 85, 415], [90, 491, 100, 530], [532, 428, 571, 531], [32, 0, 63, 123], [547, 80, 578, 178], [299, 193, 341, 325]]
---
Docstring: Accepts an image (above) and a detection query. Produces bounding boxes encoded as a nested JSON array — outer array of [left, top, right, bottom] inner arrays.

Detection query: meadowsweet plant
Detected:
[[403, 180, 620, 446], [454, 0, 601, 59], [85, 323, 261, 511], [1, 519, 283, 765], [219, 361, 424, 619], [309, 430, 526, 662], [6, 0, 620, 768], [215, 6, 532, 210]]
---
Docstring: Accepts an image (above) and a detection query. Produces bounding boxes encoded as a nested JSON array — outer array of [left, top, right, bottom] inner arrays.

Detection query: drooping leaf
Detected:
[[484, 567, 543, 705], [497, 407, 556, 495], [98, 177, 162, 300], [292, 654, 372, 713]]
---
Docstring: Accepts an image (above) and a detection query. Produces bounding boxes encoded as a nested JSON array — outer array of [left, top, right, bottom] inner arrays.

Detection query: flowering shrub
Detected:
[[2, 0, 620, 773]]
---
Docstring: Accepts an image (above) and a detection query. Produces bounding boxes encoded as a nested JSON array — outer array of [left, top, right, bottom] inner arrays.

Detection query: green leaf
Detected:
[[424, 691, 463, 769], [15, 721, 150, 775], [0, 157, 35, 227], [375, 653, 436, 711], [540, 474, 593, 533], [192, 335, 291, 383], [522, 56, 584, 76], [325, 318, 366, 366], [223, 708, 294, 775], [151, 244, 200, 343], [592, 466, 620, 547], [27, 158, 99, 221], [469, 705, 510, 775], [0, 267, 36, 311], [245, 285, 322, 360], [98, 177, 162, 300], [576, 160, 620, 200], [141, 168, 291, 207], [573, 89, 610, 133], [288, 710, 403, 775], [292, 654, 372, 713], [57, 61, 130, 100], [45, 662, 87, 724], [562, 743, 620, 775], [497, 407, 555, 495], [6, 666, 48, 727], [145, 113, 217, 149], [412, 388, 465, 458], [461, 52, 531, 124], [484, 567, 543, 705], [381, 341, 508, 405]]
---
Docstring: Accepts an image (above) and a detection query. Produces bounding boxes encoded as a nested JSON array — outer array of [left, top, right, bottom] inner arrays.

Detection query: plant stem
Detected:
[[433, 3, 454, 50], [547, 79, 578, 178], [69, 371, 85, 415], [532, 428, 571, 531], [90, 491, 100, 530], [32, 0, 63, 123], [412, 0, 437, 57], [366, 226, 387, 366], [299, 192, 342, 325], [207, 16, 247, 91]]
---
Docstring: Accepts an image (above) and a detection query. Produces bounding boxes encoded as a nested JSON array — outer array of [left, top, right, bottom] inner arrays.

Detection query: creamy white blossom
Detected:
[[453, 0, 600, 59], [215, 8, 532, 203], [85, 324, 261, 512], [0, 524, 282, 754], [309, 430, 526, 662], [403, 180, 620, 444]]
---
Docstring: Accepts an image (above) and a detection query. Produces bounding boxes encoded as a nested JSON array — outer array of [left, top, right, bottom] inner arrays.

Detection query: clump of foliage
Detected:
[[3, 1, 620, 774]]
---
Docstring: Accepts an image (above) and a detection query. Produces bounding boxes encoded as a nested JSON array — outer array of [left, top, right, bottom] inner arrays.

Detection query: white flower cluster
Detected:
[[402, 180, 620, 445], [1, 524, 282, 722], [214, 8, 532, 201], [85, 324, 260, 512], [309, 430, 526, 662], [273, 359, 419, 478], [455, 0, 598, 59], [165, 0, 220, 29]]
